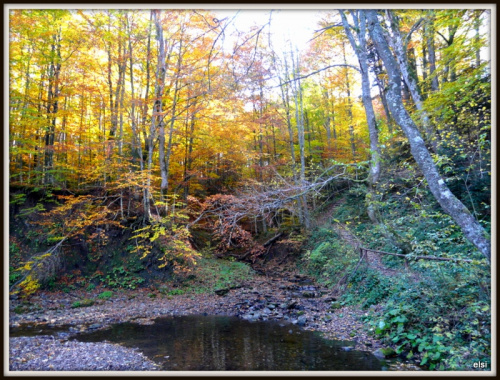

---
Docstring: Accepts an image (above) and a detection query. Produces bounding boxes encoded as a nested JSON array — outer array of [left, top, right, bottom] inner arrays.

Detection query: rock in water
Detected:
[[373, 347, 396, 359], [297, 315, 307, 326]]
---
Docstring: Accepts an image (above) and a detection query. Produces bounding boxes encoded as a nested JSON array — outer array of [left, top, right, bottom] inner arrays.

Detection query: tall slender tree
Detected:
[[365, 10, 490, 262]]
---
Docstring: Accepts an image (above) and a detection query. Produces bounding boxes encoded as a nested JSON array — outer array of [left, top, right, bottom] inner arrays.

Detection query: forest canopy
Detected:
[[8, 7, 491, 287]]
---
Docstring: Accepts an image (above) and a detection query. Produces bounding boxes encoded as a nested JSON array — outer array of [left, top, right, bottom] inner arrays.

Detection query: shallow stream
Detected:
[[12, 315, 391, 371]]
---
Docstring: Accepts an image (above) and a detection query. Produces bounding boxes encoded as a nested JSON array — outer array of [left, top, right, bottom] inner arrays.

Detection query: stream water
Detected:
[[72, 315, 387, 371], [10, 315, 392, 371]]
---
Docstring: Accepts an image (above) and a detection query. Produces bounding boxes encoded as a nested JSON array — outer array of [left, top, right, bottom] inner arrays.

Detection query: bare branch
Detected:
[[405, 18, 424, 45], [276, 63, 360, 88]]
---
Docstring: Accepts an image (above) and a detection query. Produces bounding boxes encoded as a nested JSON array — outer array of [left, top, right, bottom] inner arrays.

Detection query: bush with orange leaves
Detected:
[[196, 194, 265, 262]]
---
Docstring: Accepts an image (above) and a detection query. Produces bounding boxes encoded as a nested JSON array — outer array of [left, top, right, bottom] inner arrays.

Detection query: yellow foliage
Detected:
[[19, 275, 40, 297]]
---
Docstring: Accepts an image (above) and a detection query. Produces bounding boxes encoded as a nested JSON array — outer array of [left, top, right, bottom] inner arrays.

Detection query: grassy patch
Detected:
[[97, 290, 113, 300], [175, 253, 256, 294], [71, 298, 94, 308]]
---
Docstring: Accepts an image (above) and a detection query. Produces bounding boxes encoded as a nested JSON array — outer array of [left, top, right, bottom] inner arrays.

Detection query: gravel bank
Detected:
[[9, 336, 159, 371]]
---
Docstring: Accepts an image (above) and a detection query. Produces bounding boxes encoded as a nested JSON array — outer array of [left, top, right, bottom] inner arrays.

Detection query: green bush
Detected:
[[167, 288, 185, 296], [342, 267, 395, 308], [97, 291, 113, 300], [303, 189, 491, 371], [353, 269, 491, 371], [303, 228, 358, 287], [101, 266, 145, 289], [9, 267, 22, 288], [71, 298, 94, 308]]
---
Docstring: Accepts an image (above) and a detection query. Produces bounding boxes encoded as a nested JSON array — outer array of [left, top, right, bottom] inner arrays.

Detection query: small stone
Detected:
[[301, 291, 316, 298], [215, 289, 229, 296], [297, 315, 307, 326]]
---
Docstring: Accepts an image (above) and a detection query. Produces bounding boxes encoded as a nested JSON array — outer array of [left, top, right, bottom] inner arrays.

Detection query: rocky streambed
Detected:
[[9, 274, 420, 372]]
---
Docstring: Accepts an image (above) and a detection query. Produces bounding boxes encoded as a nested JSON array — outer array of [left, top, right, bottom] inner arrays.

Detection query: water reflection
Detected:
[[75, 315, 383, 371]]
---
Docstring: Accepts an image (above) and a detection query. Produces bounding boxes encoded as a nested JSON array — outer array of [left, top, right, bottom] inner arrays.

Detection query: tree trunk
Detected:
[[322, 87, 333, 154], [425, 11, 439, 92], [366, 10, 490, 262], [340, 10, 381, 185], [291, 49, 311, 230], [142, 11, 154, 222], [280, 58, 297, 177], [44, 29, 62, 186], [183, 107, 197, 200], [126, 13, 143, 172], [153, 10, 169, 192], [474, 10, 483, 68], [163, 38, 183, 196], [341, 41, 356, 161], [386, 10, 437, 153]]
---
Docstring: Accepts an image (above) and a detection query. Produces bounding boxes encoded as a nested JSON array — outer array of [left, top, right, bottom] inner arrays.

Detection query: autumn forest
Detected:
[[8, 8, 492, 372]]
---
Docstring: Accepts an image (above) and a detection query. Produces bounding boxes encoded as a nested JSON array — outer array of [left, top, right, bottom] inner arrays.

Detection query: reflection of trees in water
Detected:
[[76, 316, 383, 371]]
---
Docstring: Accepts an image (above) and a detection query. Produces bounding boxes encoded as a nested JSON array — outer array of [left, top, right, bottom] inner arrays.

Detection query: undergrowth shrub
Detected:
[[302, 227, 358, 287], [303, 193, 491, 371], [97, 290, 113, 300], [71, 298, 94, 308], [343, 264, 491, 371], [178, 252, 255, 294], [94, 266, 145, 289]]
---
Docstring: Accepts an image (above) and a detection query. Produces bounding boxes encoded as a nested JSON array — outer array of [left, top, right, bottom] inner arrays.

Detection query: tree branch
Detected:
[[276, 64, 360, 88], [405, 18, 424, 45]]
